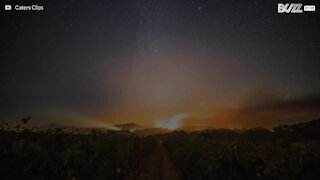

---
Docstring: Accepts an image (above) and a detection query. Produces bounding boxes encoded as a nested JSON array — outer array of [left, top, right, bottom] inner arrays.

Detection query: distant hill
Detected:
[[113, 123, 143, 132], [135, 128, 171, 136], [14, 118, 320, 137], [34, 124, 111, 134], [34, 124, 74, 131], [177, 125, 216, 132], [33, 123, 168, 135], [273, 118, 320, 140]]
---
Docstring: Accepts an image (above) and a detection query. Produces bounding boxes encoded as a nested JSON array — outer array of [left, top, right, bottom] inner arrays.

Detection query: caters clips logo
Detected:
[[278, 3, 316, 13]]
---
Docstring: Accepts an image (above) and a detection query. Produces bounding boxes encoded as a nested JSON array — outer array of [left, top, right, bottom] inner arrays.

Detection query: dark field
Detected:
[[1, 119, 320, 180]]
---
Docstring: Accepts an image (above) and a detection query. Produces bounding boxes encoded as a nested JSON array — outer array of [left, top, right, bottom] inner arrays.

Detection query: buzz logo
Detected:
[[278, 3, 303, 13], [278, 3, 316, 13]]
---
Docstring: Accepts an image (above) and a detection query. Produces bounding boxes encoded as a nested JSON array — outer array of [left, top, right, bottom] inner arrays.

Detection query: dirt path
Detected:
[[137, 141, 180, 180]]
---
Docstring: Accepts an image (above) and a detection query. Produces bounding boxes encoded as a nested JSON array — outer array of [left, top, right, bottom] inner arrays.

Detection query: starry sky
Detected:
[[1, 0, 320, 129]]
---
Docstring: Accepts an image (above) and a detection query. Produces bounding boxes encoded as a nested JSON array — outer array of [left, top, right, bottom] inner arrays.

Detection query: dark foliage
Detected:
[[0, 121, 156, 180], [1, 119, 320, 179], [163, 119, 320, 180]]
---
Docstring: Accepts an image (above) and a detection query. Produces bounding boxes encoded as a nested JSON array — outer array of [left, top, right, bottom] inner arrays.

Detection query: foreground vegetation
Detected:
[[1, 119, 320, 179], [0, 121, 156, 180], [164, 119, 320, 180]]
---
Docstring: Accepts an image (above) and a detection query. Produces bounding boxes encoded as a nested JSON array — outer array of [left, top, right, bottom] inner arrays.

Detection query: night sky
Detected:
[[1, 0, 320, 129]]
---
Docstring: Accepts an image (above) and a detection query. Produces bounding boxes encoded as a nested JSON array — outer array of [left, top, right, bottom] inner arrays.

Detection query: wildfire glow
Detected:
[[155, 113, 190, 130]]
